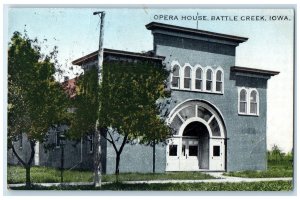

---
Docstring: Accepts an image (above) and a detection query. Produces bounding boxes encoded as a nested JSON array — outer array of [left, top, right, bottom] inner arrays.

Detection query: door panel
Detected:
[[166, 138, 180, 171], [180, 139, 199, 170], [209, 139, 225, 171]]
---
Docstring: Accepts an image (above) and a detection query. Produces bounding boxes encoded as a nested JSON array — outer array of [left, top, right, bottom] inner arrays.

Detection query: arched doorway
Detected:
[[166, 100, 226, 171]]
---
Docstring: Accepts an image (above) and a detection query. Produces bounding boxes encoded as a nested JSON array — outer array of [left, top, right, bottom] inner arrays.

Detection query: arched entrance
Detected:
[[166, 100, 226, 171]]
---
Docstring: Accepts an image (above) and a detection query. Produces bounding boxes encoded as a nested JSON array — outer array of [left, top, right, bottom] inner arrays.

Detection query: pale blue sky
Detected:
[[7, 8, 294, 152]]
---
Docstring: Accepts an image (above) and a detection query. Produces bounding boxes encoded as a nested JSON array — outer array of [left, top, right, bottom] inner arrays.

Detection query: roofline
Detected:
[[72, 48, 165, 66], [231, 66, 280, 76], [146, 22, 248, 43]]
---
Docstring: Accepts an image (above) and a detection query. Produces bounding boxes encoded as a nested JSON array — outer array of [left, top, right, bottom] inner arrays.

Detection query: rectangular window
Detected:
[[184, 78, 191, 89], [88, 135, 94, 153], [250, 102, 257, 114], [213, 146, 220, 156], [239, 102, 247, 113], [195, 80, 202, 90], [169, 145, 177, 156], [172, 77, 180, 88], [206, 81, 212, 91], [216, 82, 222, 92], [189, 145, 198, 156]]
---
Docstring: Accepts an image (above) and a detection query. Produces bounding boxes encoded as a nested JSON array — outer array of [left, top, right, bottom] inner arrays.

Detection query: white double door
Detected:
[[166, 137, 225, 171], [166, 138, 200, 171]]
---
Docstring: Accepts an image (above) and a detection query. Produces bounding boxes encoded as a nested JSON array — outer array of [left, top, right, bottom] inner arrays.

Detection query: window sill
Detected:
[[171, 88, 224, 95], [238, 113, 259, 117]]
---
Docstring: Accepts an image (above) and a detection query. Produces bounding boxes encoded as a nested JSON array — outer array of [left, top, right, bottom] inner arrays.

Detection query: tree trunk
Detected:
[[153, 140, 156, 173], [115, 152, 120, 175], [25, 166, 31, 188], [11, 139, 35, 188], [93, 129, 102, 187]]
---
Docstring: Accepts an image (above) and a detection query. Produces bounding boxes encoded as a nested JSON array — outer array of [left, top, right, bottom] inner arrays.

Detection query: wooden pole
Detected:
[[93, 11, 105, 188]]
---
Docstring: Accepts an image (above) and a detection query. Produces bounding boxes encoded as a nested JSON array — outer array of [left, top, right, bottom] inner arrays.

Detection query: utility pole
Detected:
[[93, 11, 105, 188]]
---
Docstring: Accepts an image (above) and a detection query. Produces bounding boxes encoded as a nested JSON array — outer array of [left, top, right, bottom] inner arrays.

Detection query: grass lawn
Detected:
[[7, 165, 215, 184], [224, 161, 293, 178], [9, 181, 293, 191]]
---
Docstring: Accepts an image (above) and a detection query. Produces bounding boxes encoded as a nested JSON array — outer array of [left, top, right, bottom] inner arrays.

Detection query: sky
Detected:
[[6, 7, 294, 153]]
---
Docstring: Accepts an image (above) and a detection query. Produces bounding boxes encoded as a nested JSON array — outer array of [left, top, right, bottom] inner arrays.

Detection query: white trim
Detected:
[[249, 88, 260, 115], [215, 67, 224, 93], [204, 66, 214, 93], [168, 99, 227, 127], [194, 65, 204, 91], [166, 100, 227, 171], [238, 87, 260, 116], [170, 61, 181, 89], [168, 100, 226, 139], [169, 61, 224, 94], [183, 64, 192, 90]]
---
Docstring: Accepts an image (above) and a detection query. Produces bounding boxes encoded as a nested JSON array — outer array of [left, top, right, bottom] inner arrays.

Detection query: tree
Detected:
[[67, 68, 99, 140], [99, 61, 172, 176], [8, 32, 68, 187], [268, 144, 284, 162]]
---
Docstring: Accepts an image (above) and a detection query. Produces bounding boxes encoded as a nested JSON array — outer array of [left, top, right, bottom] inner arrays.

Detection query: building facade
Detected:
[[8, 22, 279, 174]]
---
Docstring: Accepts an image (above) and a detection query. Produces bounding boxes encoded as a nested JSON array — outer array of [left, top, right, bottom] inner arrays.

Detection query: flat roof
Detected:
[[146, 22, 248, 44], [231, 66, 280, 76], [72, 48, 165, 66]]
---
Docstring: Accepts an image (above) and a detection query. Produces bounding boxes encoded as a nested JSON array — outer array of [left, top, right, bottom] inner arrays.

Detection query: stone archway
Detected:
[[166, 100, 226, 171]]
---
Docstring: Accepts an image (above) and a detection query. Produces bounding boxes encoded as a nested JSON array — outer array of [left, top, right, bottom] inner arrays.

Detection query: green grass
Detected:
[[102, 171, 215, 182], [7, 165, 215, 184], [8, 165, 94, 184], [9, 181, 293, 191], [224, 161, 293, 178]]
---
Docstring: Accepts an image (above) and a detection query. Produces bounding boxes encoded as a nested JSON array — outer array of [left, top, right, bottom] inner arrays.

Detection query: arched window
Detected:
[[239, 89, 247, 114], [250, 90, 258, 114], [195, 68, 202, 90], [216, 70, 223, 93], [171, 65, 180, 88], [184, 66, 191, 89], [206, 69, 213, 91]]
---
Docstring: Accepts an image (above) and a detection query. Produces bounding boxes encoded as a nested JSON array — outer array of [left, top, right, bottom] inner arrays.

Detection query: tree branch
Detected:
[[108, 130, 118, 152], [27, 139, 35, 166], [118, 134, 128, 155], [11, 143, 27, 167]]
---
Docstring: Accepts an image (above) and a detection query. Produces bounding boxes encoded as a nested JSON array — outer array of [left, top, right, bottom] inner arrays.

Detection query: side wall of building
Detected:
[[104, 134, 166, 174]]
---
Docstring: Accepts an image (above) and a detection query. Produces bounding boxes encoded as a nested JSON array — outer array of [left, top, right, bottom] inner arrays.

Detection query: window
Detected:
[[55, 131, 61, 148], [184, 66, 191, 89], [195, 68, 202, 90], [206, 69, 213, 91], [250, 90, 258, 114], [216, 70, 223, 93], [169, 62, 224, 94], [238, 88, 259, 115], [189, 146, 198, 156], [171, 65, 180, 88], [169, 145, 177, 156], [209, 117, 221, 136], [239, 89, 247, 114], [213, 146, 220, 156], [88, 134, 94, 153]]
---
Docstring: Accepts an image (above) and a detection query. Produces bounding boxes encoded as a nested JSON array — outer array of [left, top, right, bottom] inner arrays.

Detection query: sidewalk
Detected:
[[7, 173, 293, 188]]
